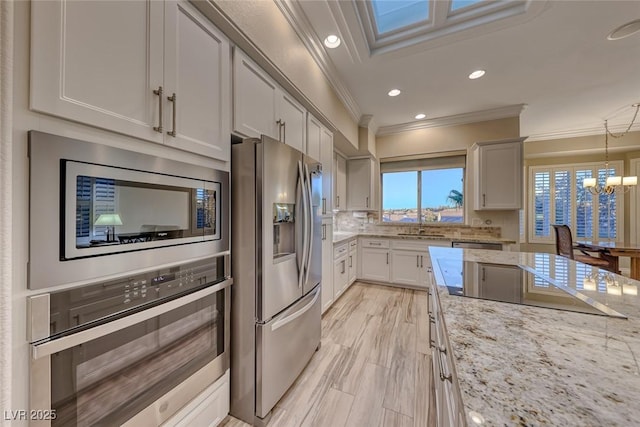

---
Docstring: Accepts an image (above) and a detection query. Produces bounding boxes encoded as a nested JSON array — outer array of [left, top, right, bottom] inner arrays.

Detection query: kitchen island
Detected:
[[428, 246, 640, 426]]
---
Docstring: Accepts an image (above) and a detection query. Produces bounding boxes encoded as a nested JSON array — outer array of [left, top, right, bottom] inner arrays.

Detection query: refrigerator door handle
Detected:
[[303, 163, 313, 286], [270, 286, 320, 331], [298, 161, 309, 288]]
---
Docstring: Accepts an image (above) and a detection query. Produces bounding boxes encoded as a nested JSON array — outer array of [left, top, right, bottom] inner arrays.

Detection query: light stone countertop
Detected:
[[428, 246, 640, 427], [332, 231, 516, 245]]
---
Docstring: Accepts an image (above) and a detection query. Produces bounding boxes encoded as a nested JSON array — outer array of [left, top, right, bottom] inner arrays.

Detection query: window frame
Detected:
[[527, 161, 624, 244], [381, 165, 465, 225]]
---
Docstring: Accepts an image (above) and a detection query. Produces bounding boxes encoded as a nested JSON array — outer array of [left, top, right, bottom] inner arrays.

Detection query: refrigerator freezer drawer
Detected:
[[255, 285, 321, 419]]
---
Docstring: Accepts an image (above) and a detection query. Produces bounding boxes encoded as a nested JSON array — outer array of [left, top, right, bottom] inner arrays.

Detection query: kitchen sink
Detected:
[[397, 233, 445, 237]]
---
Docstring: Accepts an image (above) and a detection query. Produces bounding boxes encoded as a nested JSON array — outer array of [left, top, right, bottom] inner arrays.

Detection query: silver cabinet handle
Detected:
[[167, 92, 177, 137], [276, 119, 282, 142], [438, 347, 452, 382], [342, 260, 346, 274], [336, 195, 340, 207], [420, 255, 424, 268], [153, 86, 163, 133], [429, 315, 436, 348], [349, 255, 352, 268], [322, 198, 326, 215], [282, 121, 286, 144], [483, 193, 486, 207], [482, 267, 486, 282], [366, 196, 369, 208], [386, 252, 389, 265], [417, 255, 420, 268]]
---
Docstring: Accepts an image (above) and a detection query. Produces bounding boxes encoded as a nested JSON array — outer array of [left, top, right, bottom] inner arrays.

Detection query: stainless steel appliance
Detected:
[[28, 255, 231, 427], [28, 131, 229, 290], [451, 241, 502, 250], [230, 136, 322, 425]]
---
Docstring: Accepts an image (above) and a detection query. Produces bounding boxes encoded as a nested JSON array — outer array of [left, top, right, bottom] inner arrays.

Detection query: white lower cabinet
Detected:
[[360, 244, 390, 283], [334, 243, 349, 299], [391, 250, 428, 288], [348, 239, 358, 285], [321, 222, 334, 313], [163, 370, 229, 427]]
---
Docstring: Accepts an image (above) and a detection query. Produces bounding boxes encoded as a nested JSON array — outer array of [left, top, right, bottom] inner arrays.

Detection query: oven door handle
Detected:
[[31, 278, 233, 360]]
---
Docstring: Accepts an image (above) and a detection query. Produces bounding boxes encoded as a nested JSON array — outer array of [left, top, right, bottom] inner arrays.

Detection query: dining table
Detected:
[[575, 240, 640, 280]]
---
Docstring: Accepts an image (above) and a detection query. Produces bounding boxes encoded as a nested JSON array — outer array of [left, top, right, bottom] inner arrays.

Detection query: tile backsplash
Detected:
[[333, 211, 501, 238]]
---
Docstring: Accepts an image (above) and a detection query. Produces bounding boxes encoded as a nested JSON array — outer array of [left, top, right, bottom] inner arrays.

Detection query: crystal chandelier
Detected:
[[583, 103, 639, 194]]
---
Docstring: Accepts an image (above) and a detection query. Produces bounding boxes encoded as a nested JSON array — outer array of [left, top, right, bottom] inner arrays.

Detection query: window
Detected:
[[450, 0, 484, 11], [528, 161, 623, 243], [381, 155, 465, 223], [370, 0, 430, 34]]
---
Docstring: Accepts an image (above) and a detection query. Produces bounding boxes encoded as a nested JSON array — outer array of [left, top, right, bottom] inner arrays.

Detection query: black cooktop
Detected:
[[437, 259, 626, 318]]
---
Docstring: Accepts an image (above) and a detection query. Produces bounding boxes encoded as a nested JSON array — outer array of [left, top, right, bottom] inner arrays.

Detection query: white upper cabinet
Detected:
[[233, 49, 278, 140], [31, 0, 231, 161], [334, 154, 347, 211], [233, 48, 308, 153], [307, 114, 322, 162], [163, 1, 231, 161], [277, 93, 306, 153], [31, 0, 165, 143], [473, 138, 525, 210], [320, 127, 334, 216], [347, 157, 377, 211]]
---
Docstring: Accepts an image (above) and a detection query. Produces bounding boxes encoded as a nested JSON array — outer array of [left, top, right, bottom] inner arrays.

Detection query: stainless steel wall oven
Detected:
[[28, 256, 231, 427], [28, 131, 229, 289]]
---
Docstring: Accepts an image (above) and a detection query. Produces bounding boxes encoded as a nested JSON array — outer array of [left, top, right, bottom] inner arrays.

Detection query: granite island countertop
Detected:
[[428, 246, 640, 426], [332, 231, 516, 246]]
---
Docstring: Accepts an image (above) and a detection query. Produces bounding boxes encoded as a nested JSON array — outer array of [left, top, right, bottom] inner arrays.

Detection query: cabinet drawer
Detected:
[[361, 238, 389, 248], [334, 243, 348, 259]]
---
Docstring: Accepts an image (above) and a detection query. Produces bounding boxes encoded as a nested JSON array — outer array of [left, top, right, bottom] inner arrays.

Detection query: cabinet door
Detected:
[[335, 154, 347, 211], [233, 49, 278, 139], [321, 223, 334, 313], [391, 251, 422, 287], [475, 142, 522, 210], [347, 158, 373, 210], [334, 257, 348, 297], [320, 128, 334, 216], [360, 248, 390, 282], [307, 114, 322, 162], [164, 1, 231, 161], [31, 0, 164, 143], [348, 242, 358, 285], [277, 93, 306, 153]]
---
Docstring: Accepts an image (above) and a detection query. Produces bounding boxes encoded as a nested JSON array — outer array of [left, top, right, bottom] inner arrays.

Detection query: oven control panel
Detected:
[[48, 255, 228, 337]]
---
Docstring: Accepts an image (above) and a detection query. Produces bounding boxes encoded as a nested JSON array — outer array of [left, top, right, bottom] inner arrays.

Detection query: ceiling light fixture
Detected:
[[388, 89, 401, 97], [468, 70, 485, 79], [323, 34, 341, 48], [583, 103, 639, 194], [415, 113, 426, 120], [607, 19, 640, 41]]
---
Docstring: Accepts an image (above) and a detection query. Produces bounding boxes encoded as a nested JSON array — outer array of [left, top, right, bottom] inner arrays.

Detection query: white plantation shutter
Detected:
[[554, 170, 571, 226], [575, 170, 593, 239], [92, 177, 117, 238], [533, 171, 551, 239], [529, 162, 622, 243]]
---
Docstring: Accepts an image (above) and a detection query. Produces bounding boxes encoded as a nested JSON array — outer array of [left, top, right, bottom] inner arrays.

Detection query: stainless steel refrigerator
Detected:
[[230, 135, 322, 426]]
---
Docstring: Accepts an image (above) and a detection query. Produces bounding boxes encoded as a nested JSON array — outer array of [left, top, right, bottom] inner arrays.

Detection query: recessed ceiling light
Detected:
[[415, 113, 426, 119], [388, 89, 401, 97], [607, 19, 640, 40], [468, 70, 486, 80], [324, 34, 341, 48]]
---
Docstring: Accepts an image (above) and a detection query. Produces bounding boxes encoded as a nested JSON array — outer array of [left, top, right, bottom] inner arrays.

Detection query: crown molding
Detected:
[[377, 104, 527, 136], [359, 114, 379, 134], [274, 0, 362, 124], [527, 122, 640, 142]]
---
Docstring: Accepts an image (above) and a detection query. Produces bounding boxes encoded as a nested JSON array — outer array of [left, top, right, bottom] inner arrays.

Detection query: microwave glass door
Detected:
[[64, 160, 221, 260], [49, 290, 225, 427]]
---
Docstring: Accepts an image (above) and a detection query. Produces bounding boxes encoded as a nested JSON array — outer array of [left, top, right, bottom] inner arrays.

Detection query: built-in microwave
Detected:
[[28, 131, 229, 290]]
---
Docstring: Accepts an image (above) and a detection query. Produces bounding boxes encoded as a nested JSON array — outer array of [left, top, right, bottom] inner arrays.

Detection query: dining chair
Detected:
[[552, 225, 618, 273]]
